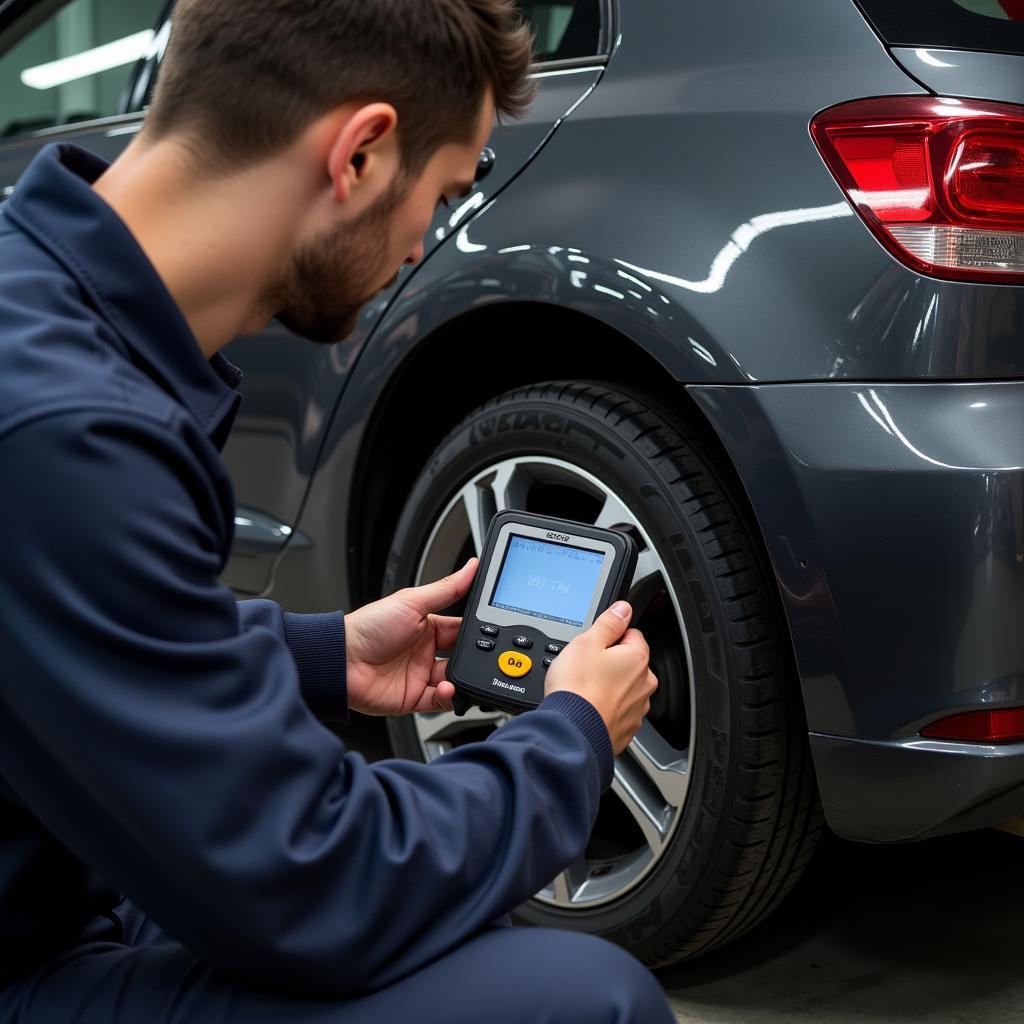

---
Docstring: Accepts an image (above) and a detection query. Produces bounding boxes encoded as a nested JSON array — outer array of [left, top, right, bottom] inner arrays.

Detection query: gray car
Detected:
[[2, 0, 1023, 968]]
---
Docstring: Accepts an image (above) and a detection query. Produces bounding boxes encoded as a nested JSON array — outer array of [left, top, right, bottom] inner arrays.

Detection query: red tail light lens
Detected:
[[811, 97, 1024, 283], [921, 707, 1024, 743], [948, 131, 1024, 219], [831, 133, 933, 221]]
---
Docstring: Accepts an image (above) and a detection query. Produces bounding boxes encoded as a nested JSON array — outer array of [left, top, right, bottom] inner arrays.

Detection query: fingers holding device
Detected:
[[545, 604, 658, 756]]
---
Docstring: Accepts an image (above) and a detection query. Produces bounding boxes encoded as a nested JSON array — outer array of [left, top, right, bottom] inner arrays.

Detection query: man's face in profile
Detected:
[[266, 97, 495, 346], [269, 179, 405, 345]]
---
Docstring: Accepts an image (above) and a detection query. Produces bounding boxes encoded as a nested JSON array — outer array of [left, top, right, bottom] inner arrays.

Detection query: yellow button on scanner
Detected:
[[497, 651, 533, 678]]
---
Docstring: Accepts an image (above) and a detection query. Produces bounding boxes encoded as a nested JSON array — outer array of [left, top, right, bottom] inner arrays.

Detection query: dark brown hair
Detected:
[[145, 0, 535, 174]]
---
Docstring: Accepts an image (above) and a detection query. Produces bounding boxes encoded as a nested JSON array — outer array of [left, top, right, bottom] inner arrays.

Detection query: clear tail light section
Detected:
[[811, 96, 1024, 283]]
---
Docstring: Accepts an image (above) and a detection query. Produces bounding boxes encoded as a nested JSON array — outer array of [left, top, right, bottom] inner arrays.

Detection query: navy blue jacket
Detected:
[[0, 144, 614, 996]]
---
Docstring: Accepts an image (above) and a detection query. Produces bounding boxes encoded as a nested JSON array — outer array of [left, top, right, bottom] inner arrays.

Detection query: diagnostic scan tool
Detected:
[[447, 511, 638, 716]]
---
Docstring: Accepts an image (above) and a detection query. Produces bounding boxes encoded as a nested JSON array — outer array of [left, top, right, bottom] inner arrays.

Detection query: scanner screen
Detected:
[[490, 534, 606, 627]]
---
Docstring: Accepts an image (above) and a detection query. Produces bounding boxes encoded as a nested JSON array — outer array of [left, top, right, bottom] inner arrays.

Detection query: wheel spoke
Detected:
[[457, 481, 494, 557], [413, 707, 509, 747], [611, 741, 676, 856], [416, 496, 479, 586], [488, 460, 531, 513], [627, 719, 689, 809], [594, 492, 635, 531], [549, 858, 589, 905], [631, 547, 662, 589]]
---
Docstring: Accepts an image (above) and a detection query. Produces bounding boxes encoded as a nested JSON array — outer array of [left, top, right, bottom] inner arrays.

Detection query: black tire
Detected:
[[384, 381, 822, 965]]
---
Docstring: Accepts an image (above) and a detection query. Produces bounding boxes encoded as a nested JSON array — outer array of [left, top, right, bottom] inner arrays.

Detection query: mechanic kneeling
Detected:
[[0, 1, 673, 1020]]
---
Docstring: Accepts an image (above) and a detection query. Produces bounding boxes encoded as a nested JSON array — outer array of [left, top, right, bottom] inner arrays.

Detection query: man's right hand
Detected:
[[544, 602, 658, 755]]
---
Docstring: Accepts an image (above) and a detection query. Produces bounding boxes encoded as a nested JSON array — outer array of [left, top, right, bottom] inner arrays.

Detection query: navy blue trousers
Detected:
[[0, 905, 675, 1023]]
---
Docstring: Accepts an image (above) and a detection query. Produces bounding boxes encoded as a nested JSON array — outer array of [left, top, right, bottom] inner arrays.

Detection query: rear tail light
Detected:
[[811, 96, 1024, 283], [921, 707, 1024, 743]]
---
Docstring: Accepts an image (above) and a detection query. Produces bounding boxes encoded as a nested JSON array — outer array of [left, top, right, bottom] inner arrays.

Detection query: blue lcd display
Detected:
[[490, 535, 606, 627]]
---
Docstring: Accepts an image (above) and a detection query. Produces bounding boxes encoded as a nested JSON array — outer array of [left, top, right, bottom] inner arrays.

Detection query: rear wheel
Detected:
[[384, 381, 822, 964]]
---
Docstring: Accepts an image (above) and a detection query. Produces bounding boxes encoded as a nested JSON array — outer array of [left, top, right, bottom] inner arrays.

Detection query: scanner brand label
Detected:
[[546, 532, 571, 542], [492, 678, 526, 694]]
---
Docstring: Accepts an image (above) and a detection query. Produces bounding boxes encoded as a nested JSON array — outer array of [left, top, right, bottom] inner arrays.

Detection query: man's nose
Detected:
[[405, 242, 424, 266]]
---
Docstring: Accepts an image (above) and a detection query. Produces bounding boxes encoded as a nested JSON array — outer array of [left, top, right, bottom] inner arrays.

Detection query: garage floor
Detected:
[[344, 715, 1023, 1024], [658, 828, 1022, 1023]]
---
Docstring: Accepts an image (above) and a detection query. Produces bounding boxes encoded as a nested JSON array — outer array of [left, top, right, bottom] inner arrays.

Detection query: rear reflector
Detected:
[[921, 707, 1024, 743], [811, 96, 1024, 283]]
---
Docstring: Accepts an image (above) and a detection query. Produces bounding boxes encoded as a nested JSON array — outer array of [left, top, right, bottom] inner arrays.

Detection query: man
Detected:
[[0, 0, 674, 1020]]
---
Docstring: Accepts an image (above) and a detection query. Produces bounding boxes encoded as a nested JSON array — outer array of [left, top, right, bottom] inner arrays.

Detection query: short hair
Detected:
[[145, 0, 535, 174]]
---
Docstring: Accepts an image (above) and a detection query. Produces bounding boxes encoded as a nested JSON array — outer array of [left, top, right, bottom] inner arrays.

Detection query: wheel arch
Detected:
[[348, 300, 775, 622]]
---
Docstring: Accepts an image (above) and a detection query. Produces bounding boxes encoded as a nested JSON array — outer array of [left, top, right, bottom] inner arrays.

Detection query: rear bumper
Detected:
[[690, 380, 1024, 841], [810, 733, 1024, 842]]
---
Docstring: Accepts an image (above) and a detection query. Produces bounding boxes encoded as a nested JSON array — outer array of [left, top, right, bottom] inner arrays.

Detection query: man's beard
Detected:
[[262, 177, 405, 345]]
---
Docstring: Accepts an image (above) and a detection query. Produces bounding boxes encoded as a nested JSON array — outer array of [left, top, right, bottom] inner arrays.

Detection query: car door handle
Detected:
[[475, 147, 496, 183], [232, 506, 311, 553], [1, 186, 13, 203]]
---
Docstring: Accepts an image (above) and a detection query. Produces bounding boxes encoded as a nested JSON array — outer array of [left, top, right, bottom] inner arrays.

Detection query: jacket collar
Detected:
[[5, 143, 241, 441]]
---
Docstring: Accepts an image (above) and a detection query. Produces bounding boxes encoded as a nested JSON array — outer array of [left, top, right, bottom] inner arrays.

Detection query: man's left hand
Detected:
[[344, 558, 479, 716]]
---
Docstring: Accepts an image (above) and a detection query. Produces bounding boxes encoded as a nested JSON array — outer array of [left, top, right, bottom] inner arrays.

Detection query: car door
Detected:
[[0, 0, 612, 594]]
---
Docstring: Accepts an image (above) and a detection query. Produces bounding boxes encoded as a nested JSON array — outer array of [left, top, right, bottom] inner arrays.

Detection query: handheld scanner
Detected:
[[446, 511, 638, 716]]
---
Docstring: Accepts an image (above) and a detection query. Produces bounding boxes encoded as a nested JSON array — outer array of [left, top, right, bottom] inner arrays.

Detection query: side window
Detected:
[[518, 0, 605, 63], [0, 0, 164, 140]]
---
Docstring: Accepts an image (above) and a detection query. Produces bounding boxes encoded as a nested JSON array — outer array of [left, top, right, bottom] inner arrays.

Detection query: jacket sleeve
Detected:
[[236, 600, 349, 723], [0, 409, 613, 997]]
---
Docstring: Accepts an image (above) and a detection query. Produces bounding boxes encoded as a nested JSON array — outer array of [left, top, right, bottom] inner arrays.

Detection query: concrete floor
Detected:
[[657, 829, 1022, 1023], [344, 715, 1023, 1024]]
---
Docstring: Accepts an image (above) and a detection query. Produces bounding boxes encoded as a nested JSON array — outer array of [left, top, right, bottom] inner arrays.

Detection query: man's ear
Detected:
[[326, 103, 400, 205]]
